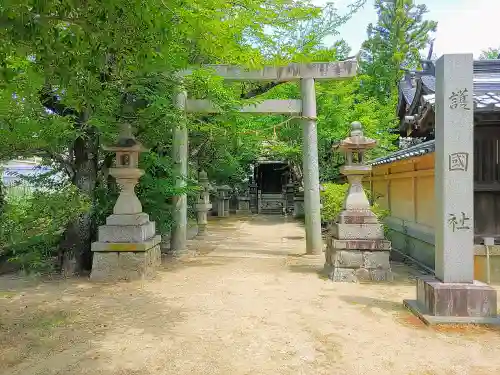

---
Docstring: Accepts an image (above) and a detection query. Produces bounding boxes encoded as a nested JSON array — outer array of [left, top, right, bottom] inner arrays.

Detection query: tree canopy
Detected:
[[0, 0, 438, 273]]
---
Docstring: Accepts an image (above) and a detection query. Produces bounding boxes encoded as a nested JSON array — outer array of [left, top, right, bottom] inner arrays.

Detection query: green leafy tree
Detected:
[[479, 48, 500, 60], [1, 0, 363, 272], [359, 0, 437, 101]]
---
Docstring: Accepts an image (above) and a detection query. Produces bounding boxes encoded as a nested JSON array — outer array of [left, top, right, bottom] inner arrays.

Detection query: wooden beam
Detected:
[[179, 61, 357, 81], [185, 99, 302, 115]]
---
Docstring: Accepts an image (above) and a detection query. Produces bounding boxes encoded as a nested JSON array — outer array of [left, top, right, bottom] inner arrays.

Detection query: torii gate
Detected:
[[171, 61, 358, 255]]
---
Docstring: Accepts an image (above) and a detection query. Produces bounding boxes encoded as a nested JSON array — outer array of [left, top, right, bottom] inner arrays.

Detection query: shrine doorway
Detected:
[[253, 161, 290, 214]]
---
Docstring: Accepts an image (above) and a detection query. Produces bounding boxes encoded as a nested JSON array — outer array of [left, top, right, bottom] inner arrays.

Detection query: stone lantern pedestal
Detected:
[[90, 125, 161, 282], [236, 196, 251, 214], [324, 122, 392, 282], [216, 185, 231, 217], [195, 170, 212, 235]]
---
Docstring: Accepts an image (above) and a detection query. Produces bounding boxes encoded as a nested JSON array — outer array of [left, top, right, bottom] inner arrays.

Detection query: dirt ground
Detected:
[[2, 215, 500, 375]]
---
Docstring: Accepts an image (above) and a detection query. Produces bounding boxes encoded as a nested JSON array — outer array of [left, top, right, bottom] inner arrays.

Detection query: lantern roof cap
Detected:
[[103, 123, 148, 152], [338, 121, 377, 151]]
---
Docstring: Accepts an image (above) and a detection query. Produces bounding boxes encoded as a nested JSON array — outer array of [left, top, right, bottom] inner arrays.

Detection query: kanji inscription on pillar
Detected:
[[448, 88, 471, 110], [448, 152, 469, 171], [447, 212, 471, 232]]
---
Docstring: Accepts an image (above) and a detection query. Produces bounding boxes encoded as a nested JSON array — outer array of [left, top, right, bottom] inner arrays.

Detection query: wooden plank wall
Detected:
[[366, 125, 500, 268], [474, 126, 500, 240]]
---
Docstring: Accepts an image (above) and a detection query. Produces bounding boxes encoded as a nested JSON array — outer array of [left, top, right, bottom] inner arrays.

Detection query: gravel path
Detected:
[[1, 215, 500, 375]]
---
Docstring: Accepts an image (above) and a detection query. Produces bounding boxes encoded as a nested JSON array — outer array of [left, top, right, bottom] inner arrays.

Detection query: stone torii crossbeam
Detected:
[[171, 61, 358, 255]]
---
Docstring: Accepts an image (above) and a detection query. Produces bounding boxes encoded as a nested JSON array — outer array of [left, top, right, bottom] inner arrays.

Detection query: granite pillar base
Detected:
[[404, 277, 500, 325], [324, 240, 393, 282], [90, 240, 161, 282], [325, 230, 393, 282]]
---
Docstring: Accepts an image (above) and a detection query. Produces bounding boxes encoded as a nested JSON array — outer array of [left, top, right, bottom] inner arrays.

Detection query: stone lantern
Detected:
[[324, 121, 392, 282], [90, 123, 161, 281], [216, 185, 231, 217], [195, 170, 212, 235]]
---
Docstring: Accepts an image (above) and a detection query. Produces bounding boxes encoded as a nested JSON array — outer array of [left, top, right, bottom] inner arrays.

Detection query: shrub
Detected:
[[320, 182, 389, 223], [0, 185, 90, 273], [320, 183, 348, 222]]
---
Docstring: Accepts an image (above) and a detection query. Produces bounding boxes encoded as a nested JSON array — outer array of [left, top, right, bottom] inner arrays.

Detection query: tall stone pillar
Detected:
[[249, 182, 258, 213], [285, 179, 295, 215], [220, 185, 231, 216], [90, 124, 161, 281], [170, 90, 188, 254], [300, 78, 323, 255], [324, 122, 392, 282], [195, 170, 211, 236], [404, 54, 499, 325], [216, 186, 229, 217]]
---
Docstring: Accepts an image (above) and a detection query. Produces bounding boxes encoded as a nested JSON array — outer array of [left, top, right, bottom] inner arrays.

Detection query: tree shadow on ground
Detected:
[[339, 295, 406, 313], [0, 273, 188, 375], [287, 263, 327, 279]]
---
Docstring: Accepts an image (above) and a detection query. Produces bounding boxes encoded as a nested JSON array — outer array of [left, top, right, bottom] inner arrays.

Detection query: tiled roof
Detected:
[[420, 75, 435, 92], [371, 140, 435, 166], [399, 60, 500, 113], [401, 86, 416, 104]]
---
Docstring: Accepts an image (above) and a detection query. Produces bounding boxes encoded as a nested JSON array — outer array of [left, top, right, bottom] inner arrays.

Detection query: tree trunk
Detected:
[[60, 131, 99, 275]]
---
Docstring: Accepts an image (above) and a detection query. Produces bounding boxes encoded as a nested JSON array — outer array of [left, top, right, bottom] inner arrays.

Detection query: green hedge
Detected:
[[320, 182, 389, 223], [0, 185, 89, 273]]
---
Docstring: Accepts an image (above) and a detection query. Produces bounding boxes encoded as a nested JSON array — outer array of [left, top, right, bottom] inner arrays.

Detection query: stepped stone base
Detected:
[[325, 222, 392, 282], [330, 223, 384, 240], [91, 212, 162, 281], [324, 247, 393, 282], [90, 243, 161, 282], [404, 277, 500, 325]]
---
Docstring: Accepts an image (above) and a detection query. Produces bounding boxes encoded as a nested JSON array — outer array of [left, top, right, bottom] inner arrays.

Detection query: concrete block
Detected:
[[98, 221, 156, 243], [90, 244, 161, 282], [106, 213, 150, 226], [370, 269, 393, 282], [416, 277, 497, 317], [363, 251, 391, 269], [337, 210, 379, 224], [332, 250, 363, 268], [331, 239, 391, 251], [331, 223, 384, 240], [92, 235, 161, 252], [331, 267, 358, 282]]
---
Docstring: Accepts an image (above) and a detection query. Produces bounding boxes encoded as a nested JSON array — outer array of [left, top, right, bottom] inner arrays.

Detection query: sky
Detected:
[[316, 0, 500, 58]]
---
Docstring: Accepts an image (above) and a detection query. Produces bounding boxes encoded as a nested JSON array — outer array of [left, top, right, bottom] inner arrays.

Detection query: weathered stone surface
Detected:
[[338, 210, 378, 224], [98, 221, 156, 243], [331, 267, 358, 282], [90, 244, 161, 282], [326, 121, 392, 283], [363, 251, 390, 269], [355, 267, 372, 281], [106, 213, 150, 226], [328, 266, 393, 283], [331, 223, 384, 240], [330, 239, 391, 251], [415, 277, 497, 317], [92, 235, 161, 252], [293, 197, 305, 218], [434, 54, 475, 284], [332, 250, 363, 268], [370, 269, 393, 282]]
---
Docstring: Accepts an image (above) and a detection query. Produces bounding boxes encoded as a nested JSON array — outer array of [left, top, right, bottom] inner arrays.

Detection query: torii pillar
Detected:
[[301, 78, 322, 254]]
